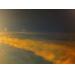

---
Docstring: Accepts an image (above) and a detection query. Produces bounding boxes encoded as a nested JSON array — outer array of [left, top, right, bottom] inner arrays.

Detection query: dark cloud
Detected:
[[0, 9, 75, 32]]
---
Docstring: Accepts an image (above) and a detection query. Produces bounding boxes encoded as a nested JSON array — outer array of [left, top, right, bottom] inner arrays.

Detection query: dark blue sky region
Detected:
[[0, 9, 75, 32]]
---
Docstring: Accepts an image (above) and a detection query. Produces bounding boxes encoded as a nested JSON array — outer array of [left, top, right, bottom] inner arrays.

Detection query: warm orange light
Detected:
[[0, 35, 75, 64]]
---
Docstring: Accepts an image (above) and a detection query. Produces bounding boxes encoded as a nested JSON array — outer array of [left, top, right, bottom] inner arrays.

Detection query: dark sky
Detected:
[[0, 9, 75, 33]]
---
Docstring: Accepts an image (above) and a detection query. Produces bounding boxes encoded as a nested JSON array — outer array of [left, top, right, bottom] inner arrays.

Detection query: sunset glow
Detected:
[[0, 34, 75, 64]]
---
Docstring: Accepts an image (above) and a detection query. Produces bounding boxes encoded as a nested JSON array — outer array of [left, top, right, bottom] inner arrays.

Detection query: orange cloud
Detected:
[[0, 35, 75, 64]]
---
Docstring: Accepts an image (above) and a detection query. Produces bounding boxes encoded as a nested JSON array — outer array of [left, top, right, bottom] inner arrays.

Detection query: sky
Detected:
[[0, 9, 75, 64], [0, 9, 75, 33]]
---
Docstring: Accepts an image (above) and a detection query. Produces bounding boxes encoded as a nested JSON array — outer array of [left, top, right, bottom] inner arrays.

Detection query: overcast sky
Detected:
[[0, 9, 75, 33]]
